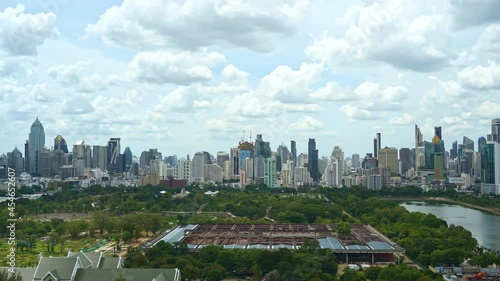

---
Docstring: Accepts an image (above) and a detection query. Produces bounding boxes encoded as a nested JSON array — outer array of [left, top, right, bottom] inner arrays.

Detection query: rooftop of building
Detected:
[[151, 223, 404, 253]]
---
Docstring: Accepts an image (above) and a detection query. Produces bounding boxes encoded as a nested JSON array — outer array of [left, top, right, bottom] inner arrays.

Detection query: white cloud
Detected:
[[457, 62, 500, 89], [47, 60, 90, 86], [0, 4, 59, 56], [85, 0, 308, 53], [474, 101, 500, 119], [222, 64, 249, 83], [288, 116, 324, 131], [340, 104, 373, 120], [389, 113, 413, 125], [128, 50, 225, 85], [305, 1, 452, 72], [309, 82, 352, 101]]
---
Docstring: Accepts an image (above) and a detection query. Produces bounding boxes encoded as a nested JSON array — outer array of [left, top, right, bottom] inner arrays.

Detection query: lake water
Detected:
[[400, 201, 500, 251]]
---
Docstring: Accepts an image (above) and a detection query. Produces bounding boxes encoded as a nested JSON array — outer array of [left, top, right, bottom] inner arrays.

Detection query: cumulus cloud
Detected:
[[288, 116, 324, 131], [457, 62, 500, 90], [85, 0, 309, 53], [128, 50, 225, 85], [309, 82, 352, 101], [305, 1, 452, 72], [0, 4, 59, 56], [389, 113, 413, 125]]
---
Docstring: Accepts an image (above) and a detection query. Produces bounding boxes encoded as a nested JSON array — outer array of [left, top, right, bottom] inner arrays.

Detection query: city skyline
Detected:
[[1, 1, 500, 158]]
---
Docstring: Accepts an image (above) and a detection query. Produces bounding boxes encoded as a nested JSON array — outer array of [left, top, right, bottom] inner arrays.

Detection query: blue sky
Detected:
[[1, 0, 500, 159]]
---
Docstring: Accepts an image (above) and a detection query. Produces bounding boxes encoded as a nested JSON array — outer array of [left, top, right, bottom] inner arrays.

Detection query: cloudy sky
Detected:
[[1, 0, 500, 159]]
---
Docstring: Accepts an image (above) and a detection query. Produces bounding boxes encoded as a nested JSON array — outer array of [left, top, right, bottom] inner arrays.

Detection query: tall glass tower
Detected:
[[29, 118, 45, 175]]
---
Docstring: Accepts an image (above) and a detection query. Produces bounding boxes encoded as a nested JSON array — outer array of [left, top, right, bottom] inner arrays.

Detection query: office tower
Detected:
[[115, 154, 126, 174], [399, 148, 411, 176], [230, 147, 239, 178], [478, 137, 487, 153], [253, 155, 265, 181], [487, 118, 500, 142], [40, 149, 52, 177], [352, 154, 360, 169], [463, 136, 474, 151], [254, 134, 271, 158], [415, 124, 424, 147], [451, 141, 458, 159], [7, 148, 23, 176], [243, 157, 254, 180], [92, 145, 108, 170], [107, 138, 121, 172], [291, 140, 297, 168], [308, 138, 320, 182], [24, 140, 29, 173], [373, 138, 378, 158], [192, 152, 209, 183], [362, 153, 378, 169], [238, 140, 254, 172], [378, 147, 398, 174], [415, 124, 424, 170], [73, 141, 92, 168], [164, 155, 178, 166], [277, 144, 289, 172], [139, 149, 161, 169], [434, 126, 442, 141], [480, 142, 500, 195], [264, 157, 277, 188], [457, 144, 467, 160], [54, 135, 69, 153], [205, 163, 223, 183], [123, 146, 132, 172], [216, 151, 229, 168], [377, 133, 381, 151], [28, 118, 45, 176], [52, 149, 67, 176], [0, 154, 7, 178]]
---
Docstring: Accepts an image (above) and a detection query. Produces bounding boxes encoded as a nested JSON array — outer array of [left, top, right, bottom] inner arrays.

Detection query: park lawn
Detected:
[[0, 237, 108, 267]]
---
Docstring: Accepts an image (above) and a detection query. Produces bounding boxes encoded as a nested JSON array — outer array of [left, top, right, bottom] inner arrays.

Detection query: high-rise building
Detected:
[[164, 155, 178, 166], [192, 152, 209, 183], [480, 142, 500, 195], [238, 141, 254, 173], [29, 118, 45, 175], [92, 145, 108, 171], [24, 140, 29, 173], [451, 141, 458, 159], [230, 147, 239, 178], [107, 138, 121, 172], [415, 124, 424, 147], [254, 134, 271, 158], [352, 154, 360, 169], [478, 137, 487, 153], [487, 118, 500, 143], [54, 135, 69, 153], [264, 157, 277, 188], [415, 124, 424, 170], [73, 141, 92, 168], [463, 136, 474, 151], [377, 133, 381, 151], [378, 147, 398, 174], [277, 144, 289, 172], [434, 126, 442, 141], [254, 155, 265, 181], [216, 151, 229, 168], [373, 138, 378, 158], [7, 148, 23, 176], [399, 148, 411, 176], [291, 140, 297, 168], [123, 146, 133, 172], [307, 138, 320, 182]]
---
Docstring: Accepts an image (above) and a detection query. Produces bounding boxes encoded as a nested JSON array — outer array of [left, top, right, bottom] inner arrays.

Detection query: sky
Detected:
[[1, 0, 500, 159]]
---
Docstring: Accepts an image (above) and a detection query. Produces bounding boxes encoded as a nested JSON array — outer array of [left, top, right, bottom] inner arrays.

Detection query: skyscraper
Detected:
[[307, 138, 320, 182], [463, 136, 474, 151], [264, 157, 277, 188], [216, 151, 229, 168], [192, 152, 208, 183], [123, 146, 133, 172], [92, 145, 108, 170], [399, 148, 411, 176], [377, 133, 381, 151], [487, 118, 500, 143], [451, 141, 458, 159], [291, 140, 297, 168], [378, 147, 398, 174], [352, 154, 360, 169], [54, 135, 69, 153], [73, 141, 92, 168], [373, 138, 378, 158], [480, 142, 500, 195], [107, 138, 121, 172], [434, 126, 442, 141], [478, 137, 487, 153], [29, 118, 45, 175], [7, 148, 23, 176], [254, 134, 271, 158]]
